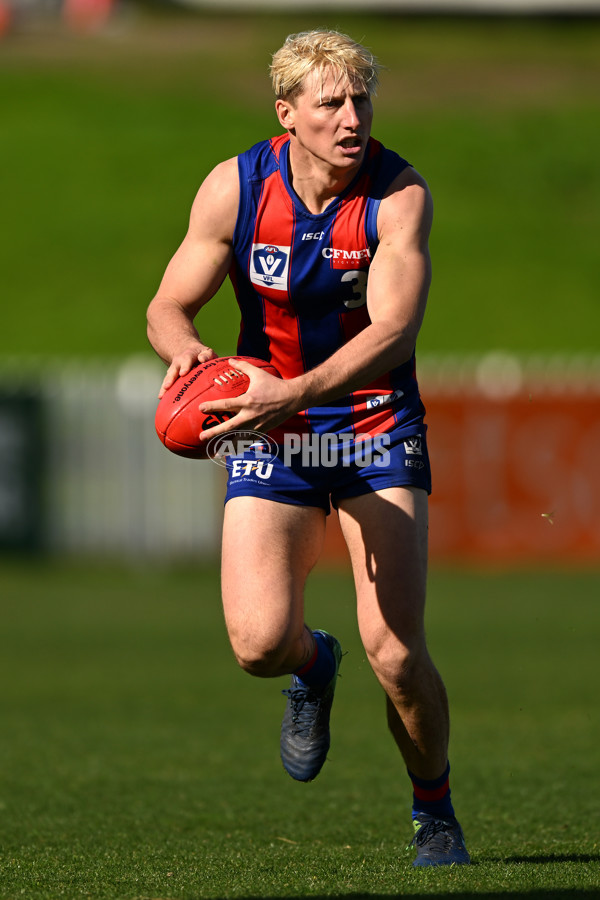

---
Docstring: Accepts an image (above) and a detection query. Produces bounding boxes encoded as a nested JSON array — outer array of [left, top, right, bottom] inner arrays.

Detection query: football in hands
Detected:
[[155, 356, 281, 459]]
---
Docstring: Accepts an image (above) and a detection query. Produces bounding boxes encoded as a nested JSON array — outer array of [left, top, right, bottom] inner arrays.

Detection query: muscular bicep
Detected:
[[153, 157, 239, 318], [366, 169, 433, 347], [155, 230, 232, 318]]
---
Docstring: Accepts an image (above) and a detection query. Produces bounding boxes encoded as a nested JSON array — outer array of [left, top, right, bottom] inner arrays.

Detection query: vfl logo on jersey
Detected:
[[404, 436, 423, 456], [366, 389, 404, 410], [250, 243, 291, 291]]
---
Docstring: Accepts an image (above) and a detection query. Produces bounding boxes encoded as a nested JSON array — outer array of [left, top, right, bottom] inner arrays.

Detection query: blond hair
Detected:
[[270, 29, 381, 101]]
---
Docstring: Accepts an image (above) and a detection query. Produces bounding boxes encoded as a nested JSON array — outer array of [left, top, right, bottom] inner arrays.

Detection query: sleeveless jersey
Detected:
[[230, 133, 426, 439]]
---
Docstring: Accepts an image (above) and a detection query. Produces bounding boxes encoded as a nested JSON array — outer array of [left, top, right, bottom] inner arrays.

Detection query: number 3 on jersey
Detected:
[[342, 269, 368, 309]]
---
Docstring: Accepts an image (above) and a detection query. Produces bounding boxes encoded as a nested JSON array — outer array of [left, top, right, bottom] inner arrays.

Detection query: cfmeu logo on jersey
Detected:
[[250, 243, 291, 291]]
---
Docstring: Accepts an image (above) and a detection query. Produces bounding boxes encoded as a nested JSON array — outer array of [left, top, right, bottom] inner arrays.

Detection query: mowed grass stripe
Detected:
[[0, 562, 597, 897], [0, 15, 599, 358]]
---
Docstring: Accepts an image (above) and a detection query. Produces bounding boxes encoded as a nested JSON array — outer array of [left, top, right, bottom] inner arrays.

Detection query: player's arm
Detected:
[[146, 157, 239, 398], [294, 166, 432, 404], [198, 166, 432, 437]]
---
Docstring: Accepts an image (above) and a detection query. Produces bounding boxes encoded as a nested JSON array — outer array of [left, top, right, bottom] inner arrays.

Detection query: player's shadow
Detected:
[[498, 852, 599, 864], [201, 892, 600, 900]]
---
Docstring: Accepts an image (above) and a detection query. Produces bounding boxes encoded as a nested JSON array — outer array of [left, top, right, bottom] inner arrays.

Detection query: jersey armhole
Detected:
[[365, 197, 382, 248], [365, 151, 411, 249], [233, 153, 250, 250]]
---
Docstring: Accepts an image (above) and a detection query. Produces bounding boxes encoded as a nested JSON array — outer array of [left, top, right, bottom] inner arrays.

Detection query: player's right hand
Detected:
[[158, 344, 218, 398]]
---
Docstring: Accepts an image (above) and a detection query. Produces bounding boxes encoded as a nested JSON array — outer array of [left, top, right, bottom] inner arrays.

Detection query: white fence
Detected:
[[0, 357, 224, 559], [182, 0, 600, 10], [2, 354, 599, 563]]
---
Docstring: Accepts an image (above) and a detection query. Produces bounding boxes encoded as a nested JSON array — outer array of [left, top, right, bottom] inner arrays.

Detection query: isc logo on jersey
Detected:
[[250, 244, 291, 291]]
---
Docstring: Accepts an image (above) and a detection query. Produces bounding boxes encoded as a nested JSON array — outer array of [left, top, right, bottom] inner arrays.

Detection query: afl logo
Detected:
[[250, 242, 291, 292]]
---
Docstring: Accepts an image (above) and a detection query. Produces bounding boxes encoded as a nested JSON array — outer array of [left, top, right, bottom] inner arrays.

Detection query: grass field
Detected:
[[0, 561, 598, 898], [1, 11, 599, 899], [1, 13, 599, 360]]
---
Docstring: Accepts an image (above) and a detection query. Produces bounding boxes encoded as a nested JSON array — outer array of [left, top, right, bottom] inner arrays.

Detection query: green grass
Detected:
[[0, 14, 599, 359], [1, 15, 599, 894], [0, 561, 598, 898]]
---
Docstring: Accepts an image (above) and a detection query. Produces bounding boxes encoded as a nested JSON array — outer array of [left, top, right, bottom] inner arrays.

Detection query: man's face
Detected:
[[277, 67, 374, 173]]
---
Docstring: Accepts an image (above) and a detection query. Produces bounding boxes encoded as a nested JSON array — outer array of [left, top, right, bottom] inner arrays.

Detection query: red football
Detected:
[[155, 356, 281, 459]]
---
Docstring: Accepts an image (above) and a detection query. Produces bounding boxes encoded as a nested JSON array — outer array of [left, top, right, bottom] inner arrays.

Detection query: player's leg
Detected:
[[337, 486, 469, 865], [338, 486, 447, 775], [221, 495, 343, 782], [221, 495, 326, 677]]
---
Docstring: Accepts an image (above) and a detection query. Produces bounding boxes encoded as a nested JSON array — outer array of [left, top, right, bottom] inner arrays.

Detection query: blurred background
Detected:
[[1, 0, 599, 565], [1, 6, 599, 894]]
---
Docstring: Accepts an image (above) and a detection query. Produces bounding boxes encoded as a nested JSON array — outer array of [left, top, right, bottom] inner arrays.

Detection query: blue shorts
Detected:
[[224, 427, 431, 514]]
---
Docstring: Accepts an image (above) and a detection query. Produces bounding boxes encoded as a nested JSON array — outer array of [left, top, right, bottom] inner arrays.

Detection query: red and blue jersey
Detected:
[[230, 133, 426, 439]]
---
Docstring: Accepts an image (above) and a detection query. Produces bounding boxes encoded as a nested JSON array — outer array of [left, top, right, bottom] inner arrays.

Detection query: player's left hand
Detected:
[[198, 358, 302, 442]]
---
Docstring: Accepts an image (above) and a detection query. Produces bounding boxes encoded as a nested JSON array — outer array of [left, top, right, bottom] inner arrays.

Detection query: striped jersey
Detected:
[[229, 133, 426, 439]]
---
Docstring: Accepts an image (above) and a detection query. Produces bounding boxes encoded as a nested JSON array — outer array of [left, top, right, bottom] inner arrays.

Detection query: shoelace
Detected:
[[281, 686, 322, 734], [410, 818, 457, 851]]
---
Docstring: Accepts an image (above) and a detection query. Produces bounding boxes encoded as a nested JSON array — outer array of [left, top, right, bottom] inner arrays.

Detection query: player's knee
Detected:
[[231, 637, 290, 678], [366, 634, 428, 694]]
